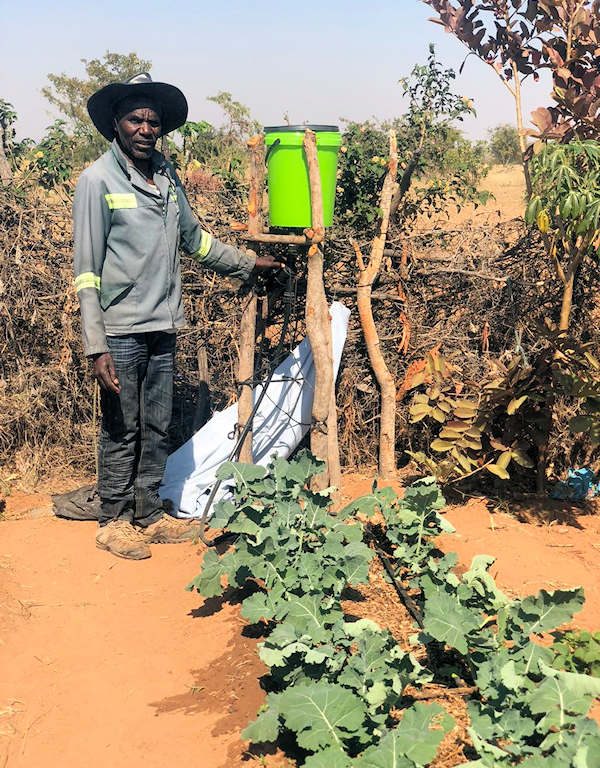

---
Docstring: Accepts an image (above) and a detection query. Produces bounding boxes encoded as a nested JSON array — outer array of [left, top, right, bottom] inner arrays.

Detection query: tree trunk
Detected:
[[327, 385, 342, 498], [247, 134, 265, 237], [355, 131, 399, 480], [306, 243, 333, 487], [512, 62, 532, 199], [237, 287, 258, 463], [303, 129, 335, 489], [558, 254, 583, 332]]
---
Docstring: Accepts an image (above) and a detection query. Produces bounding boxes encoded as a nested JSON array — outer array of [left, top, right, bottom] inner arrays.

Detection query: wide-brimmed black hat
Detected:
[[87, 72, 188, 140]]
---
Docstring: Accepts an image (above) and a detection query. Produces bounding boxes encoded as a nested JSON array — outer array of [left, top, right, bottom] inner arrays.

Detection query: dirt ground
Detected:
[[1, 472, 599, 768]]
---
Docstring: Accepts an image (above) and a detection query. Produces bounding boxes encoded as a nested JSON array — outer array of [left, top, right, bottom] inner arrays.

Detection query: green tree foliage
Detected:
[[32, 120, 75, 190], [0, 99, 17, 182], [175, 92, 261, 193], [42, 52, 152, 162], [489, 124, 522, 165], [526, 140, 600, 332], [335, 46, 489, 234]]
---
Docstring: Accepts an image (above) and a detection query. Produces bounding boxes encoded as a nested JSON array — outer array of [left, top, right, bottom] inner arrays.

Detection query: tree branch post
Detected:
[[237, 284, 258, 464], [303, 129, 338, 490], [355, 130, 399, 480], [247, 134, 265, 237]]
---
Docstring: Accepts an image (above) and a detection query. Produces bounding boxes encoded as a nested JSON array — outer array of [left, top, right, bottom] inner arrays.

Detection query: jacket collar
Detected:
[[110, 138, 168, 181]]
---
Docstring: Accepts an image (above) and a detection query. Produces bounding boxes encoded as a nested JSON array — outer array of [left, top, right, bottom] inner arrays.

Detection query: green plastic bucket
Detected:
[[264, 124, 341, 228]]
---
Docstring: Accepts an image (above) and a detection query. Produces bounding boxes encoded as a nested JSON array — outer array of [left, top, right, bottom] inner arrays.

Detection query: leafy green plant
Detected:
[[489, 124, 522, 165], [526, 140, 600, 333], [335, 46, 489, 235], [351, 478, 600, 767], [188, 454, 454, 764], [31, 120, 74, 190], [42, 51, 152, 163], [551, 629, 600, 678], [172, 92, 262, 195], [187, 453, 600, 767]]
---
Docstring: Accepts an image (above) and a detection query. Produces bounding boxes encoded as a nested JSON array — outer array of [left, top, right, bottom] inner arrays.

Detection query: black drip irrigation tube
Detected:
[[373, 546, 424, 629], [197, 266, 297, 547], [362, 528, 424, 628]]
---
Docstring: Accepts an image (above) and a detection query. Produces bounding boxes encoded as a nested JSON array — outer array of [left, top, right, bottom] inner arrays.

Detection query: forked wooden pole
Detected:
[[353, 130, 399, 480], [235, 138, 265, 464], [237, 133, 261, 467], [247, 134, 265, 238], [303, 129, 339, 490], [237, 287, 258, 463]]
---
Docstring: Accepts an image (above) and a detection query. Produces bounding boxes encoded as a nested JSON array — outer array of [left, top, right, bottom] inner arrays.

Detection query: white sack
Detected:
[[159, 302, 351, 518]]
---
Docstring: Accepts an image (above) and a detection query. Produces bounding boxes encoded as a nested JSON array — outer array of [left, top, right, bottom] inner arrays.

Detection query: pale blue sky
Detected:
[[1, 0, 552, 142]]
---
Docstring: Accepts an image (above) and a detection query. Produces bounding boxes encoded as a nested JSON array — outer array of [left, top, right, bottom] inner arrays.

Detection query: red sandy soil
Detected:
[[1, 475, 599, 768]]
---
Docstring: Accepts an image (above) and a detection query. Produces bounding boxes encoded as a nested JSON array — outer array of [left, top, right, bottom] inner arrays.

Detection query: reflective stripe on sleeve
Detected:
[[74, 272, 101, 292], [104, 193, 137, 210], [195, 230, 213, 260]]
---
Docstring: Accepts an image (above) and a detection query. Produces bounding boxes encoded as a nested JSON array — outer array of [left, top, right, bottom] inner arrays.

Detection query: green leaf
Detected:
[[242, 694, 282, 743], [462, 555, 509, 609], [278, 594, 343, 642], [241, 589, 282, 623], [529, 661, 600, 730], [500, 660, 527, 691], [186, 548, 225, 598], [278, 682, 368, 751], [423, 591, 481, 654], [303, 747, 352, 768], [343, 618, 382, 637], [509, 588, 585, 637], [355, 703, 453, 767]]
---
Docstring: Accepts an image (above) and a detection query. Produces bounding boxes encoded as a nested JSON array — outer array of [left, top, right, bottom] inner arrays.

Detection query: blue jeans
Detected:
[[98, 332, 175, 527]]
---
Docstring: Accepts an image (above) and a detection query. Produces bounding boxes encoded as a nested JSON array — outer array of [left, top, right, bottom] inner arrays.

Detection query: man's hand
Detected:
[[253, 254, 285, 272], [92, 352, 121, 394]]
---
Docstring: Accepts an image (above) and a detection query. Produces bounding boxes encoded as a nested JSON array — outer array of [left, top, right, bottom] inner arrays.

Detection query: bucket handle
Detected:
[[265, 138, 281, 165]]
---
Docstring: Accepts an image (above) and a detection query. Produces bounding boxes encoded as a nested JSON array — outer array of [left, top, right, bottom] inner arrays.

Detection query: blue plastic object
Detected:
[[550, 467, 600, 501]]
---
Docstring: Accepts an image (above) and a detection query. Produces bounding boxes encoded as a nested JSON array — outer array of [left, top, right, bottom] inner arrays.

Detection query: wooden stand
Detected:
[[236, 131, 340, 488]]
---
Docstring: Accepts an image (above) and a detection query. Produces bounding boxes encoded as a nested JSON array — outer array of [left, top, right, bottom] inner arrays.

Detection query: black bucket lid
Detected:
[[264, 124, 339, 133]]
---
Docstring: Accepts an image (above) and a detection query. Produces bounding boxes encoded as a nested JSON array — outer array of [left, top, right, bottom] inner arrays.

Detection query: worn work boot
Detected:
[[96, 520, 152, 560], [142, 514, 200, 544]]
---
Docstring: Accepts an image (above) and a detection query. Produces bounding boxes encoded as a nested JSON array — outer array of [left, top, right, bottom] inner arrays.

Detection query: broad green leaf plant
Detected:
[[526, 140, 600, 333], [188, 452, 599, 766]]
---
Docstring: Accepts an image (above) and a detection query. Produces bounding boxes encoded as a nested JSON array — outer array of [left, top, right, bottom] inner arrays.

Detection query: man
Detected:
[[73, 73, 281, 560]]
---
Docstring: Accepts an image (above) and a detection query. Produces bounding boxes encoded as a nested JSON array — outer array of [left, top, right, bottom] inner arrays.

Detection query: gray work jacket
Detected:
[[73, 139, 255, 356]]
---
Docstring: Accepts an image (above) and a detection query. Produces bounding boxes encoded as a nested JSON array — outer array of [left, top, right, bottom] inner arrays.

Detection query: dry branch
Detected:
[[246, 135, 265, 238], [242, 232, 309, 246], [303, 130, 336, 488], [237, 286, 258, 463], [354, 130, 399, 480]]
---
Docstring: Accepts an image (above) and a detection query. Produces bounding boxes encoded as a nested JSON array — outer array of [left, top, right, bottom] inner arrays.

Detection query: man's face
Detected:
[[114, 103, 162, 161]]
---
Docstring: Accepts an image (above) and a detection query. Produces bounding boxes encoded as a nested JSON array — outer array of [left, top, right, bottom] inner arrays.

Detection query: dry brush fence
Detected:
[[1, 179, 598, 489]]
